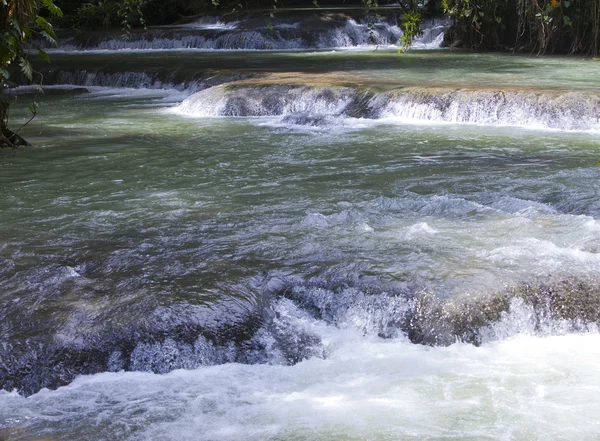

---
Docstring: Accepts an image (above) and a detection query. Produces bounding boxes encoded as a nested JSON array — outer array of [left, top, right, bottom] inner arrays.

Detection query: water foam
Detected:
[[172, 84, 357, 118], [375, 89, 600, 132], [172, 84, 600, 132], [2, 329, 600, 440], [49, 14, 444, 52], [46, 70, 242, 96]]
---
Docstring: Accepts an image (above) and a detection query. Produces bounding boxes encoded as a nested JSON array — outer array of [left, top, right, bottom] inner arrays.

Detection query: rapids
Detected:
[[2, 10, 600, 441]]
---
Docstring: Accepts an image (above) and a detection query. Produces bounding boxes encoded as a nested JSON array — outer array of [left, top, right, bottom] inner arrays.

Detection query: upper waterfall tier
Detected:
[[49, 13, 447, 51]]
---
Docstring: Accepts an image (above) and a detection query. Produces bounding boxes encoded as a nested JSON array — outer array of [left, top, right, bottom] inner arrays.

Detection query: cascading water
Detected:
[[172, 83, 600, 132], [44, 69, 244, 95], [2, 9, 600, 441], [48, 12, 441, 52]]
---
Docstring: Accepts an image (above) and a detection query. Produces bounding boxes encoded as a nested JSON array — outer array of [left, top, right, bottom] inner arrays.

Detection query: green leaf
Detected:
[[563, 1, 570, 7], [37, 48, 51, 63], [36, 16, 57, 41], [10, 18, 22, 36], [28, 101, 40, 115], [40, 31, 57, 46], [42, 0, 64, 17], [0, 68, 9, 80], [19, 57, 33, 81]]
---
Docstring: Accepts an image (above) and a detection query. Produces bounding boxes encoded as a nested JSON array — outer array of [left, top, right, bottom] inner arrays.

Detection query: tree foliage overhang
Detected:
[[1, 0, 62, 147]]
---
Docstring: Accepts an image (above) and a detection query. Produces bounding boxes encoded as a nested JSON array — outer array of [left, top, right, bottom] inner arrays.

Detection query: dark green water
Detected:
[[42, 50, 600, 92]]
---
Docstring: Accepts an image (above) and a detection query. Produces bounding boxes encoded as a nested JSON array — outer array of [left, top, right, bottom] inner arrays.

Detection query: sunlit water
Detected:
[[2, 14, 600, 440], [4, 332, 600, 440]]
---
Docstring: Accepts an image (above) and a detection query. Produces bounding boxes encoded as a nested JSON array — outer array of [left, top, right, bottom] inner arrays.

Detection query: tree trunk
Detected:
[[0, 94, 32, 148]]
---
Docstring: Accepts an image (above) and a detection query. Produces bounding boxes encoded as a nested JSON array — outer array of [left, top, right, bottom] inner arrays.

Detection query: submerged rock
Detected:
[[269, 274, 600, 346], [281, 113, 334, 126], [3, 264, 600, 396]]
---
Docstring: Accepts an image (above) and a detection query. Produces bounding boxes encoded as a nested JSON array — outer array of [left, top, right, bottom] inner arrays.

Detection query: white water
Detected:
[[49, 70, 211, 96], [50, 15, 445, 52], [3, 303, 600, 441], [176, 17, 240, 30], [375, 90, 600, 133], [408, 18, 449, 49], [172, 84, 600, 133], [173, 85, 357, 117]]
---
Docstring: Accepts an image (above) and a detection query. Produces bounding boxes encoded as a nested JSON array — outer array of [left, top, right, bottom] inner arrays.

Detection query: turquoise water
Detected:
[[43, 50, 600, 91]]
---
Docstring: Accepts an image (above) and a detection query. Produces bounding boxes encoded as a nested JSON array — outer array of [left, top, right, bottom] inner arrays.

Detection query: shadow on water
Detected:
[[36, 50, 600, 93]]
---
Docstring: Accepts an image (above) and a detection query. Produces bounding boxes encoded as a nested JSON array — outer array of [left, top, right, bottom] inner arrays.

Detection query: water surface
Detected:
[[2, 15, 600, 440]]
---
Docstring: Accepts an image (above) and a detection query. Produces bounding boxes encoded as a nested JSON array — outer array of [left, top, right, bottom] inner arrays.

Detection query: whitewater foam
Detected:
[[3, 328, 600, 440], [172, 84, 600, 133], [48, 14, 445, 52]]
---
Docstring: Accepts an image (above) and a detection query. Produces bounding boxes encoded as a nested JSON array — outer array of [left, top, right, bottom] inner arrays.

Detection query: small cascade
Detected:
[[172, 83, 600, 132], [411, 18, 449, 49], [42, 69, 250, 95], [177, 16, 239, 30], [52, 70, 166, 89], [51, 13, 445, 51], [174, 84, 358, 117], [374, 88, 600, 131]]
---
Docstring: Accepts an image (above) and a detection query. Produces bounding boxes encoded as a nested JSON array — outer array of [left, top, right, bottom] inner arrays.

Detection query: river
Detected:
[[1, 11, 600, 440]]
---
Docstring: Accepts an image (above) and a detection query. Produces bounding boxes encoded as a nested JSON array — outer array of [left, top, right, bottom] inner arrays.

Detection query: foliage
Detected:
[[1, 0, 62, 85], [1, 0, 62, 147], [118, 0, 146, 36], [442, 0, 600, 55], [55, 0, 149, 31], [56, 0, 214, 28], [361, 0, 379, 45], [67, 2, 119, 29], [399, 9, 423, 51]]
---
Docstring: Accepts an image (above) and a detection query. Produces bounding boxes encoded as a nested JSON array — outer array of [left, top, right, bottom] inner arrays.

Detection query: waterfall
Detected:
[[50, 14, 446, 52], [172, 83, 600, 132]]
